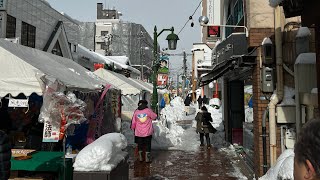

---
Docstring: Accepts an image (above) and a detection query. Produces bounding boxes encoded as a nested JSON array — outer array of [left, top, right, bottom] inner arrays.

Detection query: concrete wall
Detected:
[[246, 0, 274, 29]]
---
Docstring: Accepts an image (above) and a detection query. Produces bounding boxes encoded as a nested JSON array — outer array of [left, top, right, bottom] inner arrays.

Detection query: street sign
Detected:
[[157, 73, 168, 89]]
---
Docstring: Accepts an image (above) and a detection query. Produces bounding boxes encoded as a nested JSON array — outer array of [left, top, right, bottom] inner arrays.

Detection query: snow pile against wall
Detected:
[[245, 106, 253, 123], [279, 86, 295, 105], [259, 149, 294, 180], [207, 105, 224, 131], [73, 133, 128, 171]]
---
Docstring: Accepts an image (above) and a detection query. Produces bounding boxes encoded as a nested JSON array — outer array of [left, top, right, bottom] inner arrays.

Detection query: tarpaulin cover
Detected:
[[94, 68, 143, 95], [0, 39, 106, 97]]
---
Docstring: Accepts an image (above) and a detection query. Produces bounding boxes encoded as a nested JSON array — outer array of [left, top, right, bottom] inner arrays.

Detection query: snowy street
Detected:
[[122, 97, 253, 179]]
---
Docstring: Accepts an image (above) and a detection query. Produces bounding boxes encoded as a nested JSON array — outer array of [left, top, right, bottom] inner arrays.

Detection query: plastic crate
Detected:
[[232, 128, 243, 145]]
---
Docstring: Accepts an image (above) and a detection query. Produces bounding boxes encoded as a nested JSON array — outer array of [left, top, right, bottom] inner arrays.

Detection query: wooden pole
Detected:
[[192, 52, 196, 102]]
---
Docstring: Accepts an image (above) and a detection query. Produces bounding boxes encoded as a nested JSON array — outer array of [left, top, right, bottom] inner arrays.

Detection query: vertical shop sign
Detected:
[[42, 120, 60, 142], [207, 0, 214, 24]]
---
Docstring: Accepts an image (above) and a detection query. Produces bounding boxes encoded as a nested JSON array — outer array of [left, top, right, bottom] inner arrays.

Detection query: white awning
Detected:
[[94, 68, 145, 95], [0, 39, 106, 97], [77, 45, 140, 75]]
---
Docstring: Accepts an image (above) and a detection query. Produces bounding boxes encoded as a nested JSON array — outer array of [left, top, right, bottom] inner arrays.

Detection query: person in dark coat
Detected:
[[184, 95, 192, 116], [197, 96, 203, 109], [195, 106, 217, 149], [0, 130, 11, 180], [184, 95, 191, 106]]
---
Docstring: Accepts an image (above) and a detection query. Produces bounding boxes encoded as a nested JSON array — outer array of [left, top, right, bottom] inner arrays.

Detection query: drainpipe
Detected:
[[268, 6, 284, 166], [262, 110, 268, 174]]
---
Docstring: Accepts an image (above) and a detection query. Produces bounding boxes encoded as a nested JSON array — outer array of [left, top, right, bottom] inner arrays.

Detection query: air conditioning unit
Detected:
[[4, 37, 20, 44]]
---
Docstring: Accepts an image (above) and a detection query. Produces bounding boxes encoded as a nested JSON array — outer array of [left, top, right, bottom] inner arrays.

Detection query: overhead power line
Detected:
[[177, 0, 203, 35]]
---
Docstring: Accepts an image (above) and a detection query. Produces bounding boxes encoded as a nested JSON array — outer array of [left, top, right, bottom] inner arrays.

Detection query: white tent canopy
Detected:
[[94, 68, 147, 95], [0, 39, 105, 97]]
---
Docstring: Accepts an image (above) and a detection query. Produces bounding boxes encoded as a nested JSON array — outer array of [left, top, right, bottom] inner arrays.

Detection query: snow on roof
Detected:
[[295, 53, 316, 64], [269, 0, 283, 7], [296, 27, 311, 38]]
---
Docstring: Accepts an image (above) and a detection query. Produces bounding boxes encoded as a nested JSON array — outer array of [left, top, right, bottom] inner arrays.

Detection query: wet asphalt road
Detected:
[[128, 146, 246, 180]]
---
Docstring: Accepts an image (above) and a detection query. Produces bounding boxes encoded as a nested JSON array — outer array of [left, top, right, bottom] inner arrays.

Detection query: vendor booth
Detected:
[[0, 39, 123, 179], [94, 68, 151, 121]]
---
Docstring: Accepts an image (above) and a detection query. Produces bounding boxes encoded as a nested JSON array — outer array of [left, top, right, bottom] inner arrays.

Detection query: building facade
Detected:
[[95, 3, 153, 80], [0, 0, 82, 59]]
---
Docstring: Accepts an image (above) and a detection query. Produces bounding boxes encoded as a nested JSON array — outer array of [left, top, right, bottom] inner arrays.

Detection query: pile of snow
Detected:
[[245, 106, 253, 123], [279, 86, 295, 105], [209, 98, 221, 108], [207, 105, 223, 131], [244, 85, 253, 94], [152, 97, 186, 149], [73, 133, 128, 171], [259, 149, 294, 180], [152, 120, 184, 149], [160, 97, 185, 126]]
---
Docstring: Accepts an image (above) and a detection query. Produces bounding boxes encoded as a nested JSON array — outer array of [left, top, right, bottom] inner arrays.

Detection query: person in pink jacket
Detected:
[[131, 100, 157, 163]]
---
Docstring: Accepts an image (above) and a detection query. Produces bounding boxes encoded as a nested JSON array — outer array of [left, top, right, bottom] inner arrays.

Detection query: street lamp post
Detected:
[[151, 26, 179, 112]]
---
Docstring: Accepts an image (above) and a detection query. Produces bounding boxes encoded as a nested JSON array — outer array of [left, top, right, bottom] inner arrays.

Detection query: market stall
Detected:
[[0, 39, 122, 179], [94, 68, 150, 121]]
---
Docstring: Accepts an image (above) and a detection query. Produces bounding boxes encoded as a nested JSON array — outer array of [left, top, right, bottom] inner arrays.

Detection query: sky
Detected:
[[46, 0, 202, 79]]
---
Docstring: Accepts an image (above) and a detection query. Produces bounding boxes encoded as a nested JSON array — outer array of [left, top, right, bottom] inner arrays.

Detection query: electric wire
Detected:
[[177, 0, 203, 35]]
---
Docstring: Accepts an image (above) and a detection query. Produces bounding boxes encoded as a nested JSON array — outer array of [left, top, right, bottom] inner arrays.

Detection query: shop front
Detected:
[[199, 33, 256, 166]]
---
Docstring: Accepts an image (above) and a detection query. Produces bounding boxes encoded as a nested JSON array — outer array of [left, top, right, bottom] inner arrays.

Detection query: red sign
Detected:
[[94, 63, 104, 70], [157, 74, 168, 89], [208, 26, 220, 37]]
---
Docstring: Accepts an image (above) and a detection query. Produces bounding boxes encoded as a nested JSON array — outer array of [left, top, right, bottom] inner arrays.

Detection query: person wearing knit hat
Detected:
[[131, 100, 157, 163]]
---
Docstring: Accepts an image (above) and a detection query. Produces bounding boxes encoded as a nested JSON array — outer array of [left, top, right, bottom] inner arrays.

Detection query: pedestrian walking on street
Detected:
[[294, 118, 320, 180], [184, 94, 192, 116], [131, 100, 157, 163], [195, 106, 217, 149], [197, 96, 203, 109]]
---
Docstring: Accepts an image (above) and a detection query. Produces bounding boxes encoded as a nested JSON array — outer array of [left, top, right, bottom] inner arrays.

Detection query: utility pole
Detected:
[[176, 73, 179, 96], [182, 51, 187, 100], [191, 53, 196, 102]]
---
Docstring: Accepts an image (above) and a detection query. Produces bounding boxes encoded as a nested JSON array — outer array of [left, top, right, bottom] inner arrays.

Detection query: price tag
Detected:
[[8, 99, 29, 107]]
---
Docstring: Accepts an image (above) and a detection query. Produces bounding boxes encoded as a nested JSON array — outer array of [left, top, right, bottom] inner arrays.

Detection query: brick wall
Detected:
[[248, 28, 274, 47], [250, 28, 275, 176]]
